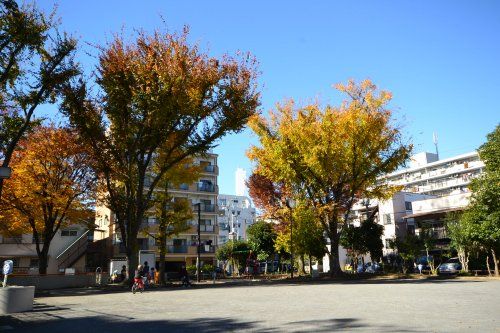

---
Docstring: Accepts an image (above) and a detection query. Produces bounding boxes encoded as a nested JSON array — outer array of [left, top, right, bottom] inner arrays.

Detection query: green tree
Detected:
[[447, 212, 476, 273], [215, 240, 251, 275], [460, 124, 500, 276], [248, 80, 411, 276], [62, 28, 260, 280], [247, 220, 276, 274], [389, 235, 422, 274], [340, 218, 384, 271], [0, 0, 78, 199]]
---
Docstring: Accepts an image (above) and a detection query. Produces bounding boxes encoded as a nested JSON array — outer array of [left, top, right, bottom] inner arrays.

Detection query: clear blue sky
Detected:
[[38, 0, 500, 195]]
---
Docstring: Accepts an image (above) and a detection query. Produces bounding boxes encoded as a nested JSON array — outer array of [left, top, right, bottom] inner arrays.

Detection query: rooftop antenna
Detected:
[[433, 132, 439, 159]]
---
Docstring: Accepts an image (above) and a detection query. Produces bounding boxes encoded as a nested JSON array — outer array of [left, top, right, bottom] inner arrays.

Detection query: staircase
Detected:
[[56, 230, 90, 270]]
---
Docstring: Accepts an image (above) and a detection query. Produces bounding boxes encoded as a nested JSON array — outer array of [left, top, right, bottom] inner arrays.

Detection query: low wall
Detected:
[[6, 273, 109, 290]]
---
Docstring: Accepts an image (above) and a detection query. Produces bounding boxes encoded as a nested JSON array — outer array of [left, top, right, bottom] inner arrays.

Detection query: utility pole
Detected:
[[195, 202, 201, 282]]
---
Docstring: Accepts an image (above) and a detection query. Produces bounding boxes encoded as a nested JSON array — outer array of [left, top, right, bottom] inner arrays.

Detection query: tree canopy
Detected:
[[0, 0, 78, 198], [248, 79, 411, 275], [62, 28, 260, 278], [0, 125, 95, 274]]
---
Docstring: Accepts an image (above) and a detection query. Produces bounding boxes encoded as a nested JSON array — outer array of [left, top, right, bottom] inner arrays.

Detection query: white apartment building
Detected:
[[96, 153, 219, 274], [322, 151, 485, 271], [217, 194, 256, 245]]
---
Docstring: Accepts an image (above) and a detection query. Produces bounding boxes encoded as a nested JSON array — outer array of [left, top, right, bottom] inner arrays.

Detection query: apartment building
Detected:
[[382, 151, 484, 197], [217, 194, 257, 245], [96, 153, 219, 275], [322, 151, 485, 271]]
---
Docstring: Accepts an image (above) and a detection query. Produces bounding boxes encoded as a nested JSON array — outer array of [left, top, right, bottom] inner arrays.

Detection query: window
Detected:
[[61, 230, 78, 237], [405, 201, 412, 211], [384, 214, 392, 225], [29, 259, 39, 268]]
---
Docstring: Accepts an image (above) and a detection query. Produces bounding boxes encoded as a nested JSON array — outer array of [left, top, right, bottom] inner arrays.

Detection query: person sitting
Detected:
[[120, 265, 127, 282], [180, 265, 191, 287]]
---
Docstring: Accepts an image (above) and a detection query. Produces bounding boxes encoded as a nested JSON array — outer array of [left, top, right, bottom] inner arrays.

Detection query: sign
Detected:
[[3, 260, 13, 275], [0, 167, 12, 179]]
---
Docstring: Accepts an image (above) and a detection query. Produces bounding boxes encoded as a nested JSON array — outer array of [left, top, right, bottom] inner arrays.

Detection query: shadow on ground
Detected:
[[1, 307, 425, 333]]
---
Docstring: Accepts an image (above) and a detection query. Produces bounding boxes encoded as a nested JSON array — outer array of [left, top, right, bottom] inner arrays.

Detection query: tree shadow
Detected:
[[1, 313, 427, 333], [285, 318, 425, 332]]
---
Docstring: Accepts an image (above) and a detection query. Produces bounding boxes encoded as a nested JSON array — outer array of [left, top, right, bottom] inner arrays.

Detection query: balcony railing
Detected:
[[197, 183, 217, 193], [193, 204, 217, 213], [202, 165, 218, 174], [167, 245, 188, 254]]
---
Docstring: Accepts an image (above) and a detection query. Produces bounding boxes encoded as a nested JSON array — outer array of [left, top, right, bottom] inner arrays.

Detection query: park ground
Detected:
[[1, 277, 499, 332]]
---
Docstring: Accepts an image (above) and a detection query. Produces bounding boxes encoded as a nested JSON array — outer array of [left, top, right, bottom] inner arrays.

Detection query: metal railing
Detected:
[[202, 165, 218, 174], [56, 230, 90, 269], [194, 204, 217, 212], [197, 183, 217, 193], [167, 245, 188, 253]]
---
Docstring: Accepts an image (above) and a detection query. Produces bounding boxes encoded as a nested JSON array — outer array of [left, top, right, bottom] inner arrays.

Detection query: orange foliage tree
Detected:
[[0, 126, 96, 274]]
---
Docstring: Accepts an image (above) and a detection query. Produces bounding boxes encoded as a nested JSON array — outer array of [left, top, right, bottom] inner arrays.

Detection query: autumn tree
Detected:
[[248, 80, 411, 276], [0, 0, 78, 199], [0, 125, 95, 274], [62, 28, 260, 280]]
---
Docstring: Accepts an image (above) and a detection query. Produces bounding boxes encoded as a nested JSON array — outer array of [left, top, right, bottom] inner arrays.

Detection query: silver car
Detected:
[[437, 257, 462, 275]]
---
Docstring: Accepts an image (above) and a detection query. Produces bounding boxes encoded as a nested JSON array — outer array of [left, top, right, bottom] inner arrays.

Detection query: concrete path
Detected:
[[1, 278, 499, 332]]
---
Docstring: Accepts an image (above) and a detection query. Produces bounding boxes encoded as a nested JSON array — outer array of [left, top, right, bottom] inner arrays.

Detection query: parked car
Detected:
[[437, 257, 462, 275], [364, 262, 382, 273]]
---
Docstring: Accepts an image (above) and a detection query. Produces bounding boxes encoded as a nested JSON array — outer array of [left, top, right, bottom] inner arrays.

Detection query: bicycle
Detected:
[[131, 277, 145, 294]]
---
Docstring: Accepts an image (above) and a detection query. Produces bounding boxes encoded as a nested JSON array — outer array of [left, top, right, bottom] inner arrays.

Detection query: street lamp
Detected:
[[286, 198, 296, 279], [194, 203, 201, 282]]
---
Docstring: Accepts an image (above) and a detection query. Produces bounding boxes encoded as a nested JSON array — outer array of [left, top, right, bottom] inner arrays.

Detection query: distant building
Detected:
[[235, 168, 247, 197], [217, 194, 256, 245]]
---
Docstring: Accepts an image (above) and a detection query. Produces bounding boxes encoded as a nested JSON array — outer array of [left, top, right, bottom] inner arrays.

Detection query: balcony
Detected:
[[167, 245, 188, 254], [202, 165, 218, 174], [193, 204, 217, 213], [197, 183, 218, 193]]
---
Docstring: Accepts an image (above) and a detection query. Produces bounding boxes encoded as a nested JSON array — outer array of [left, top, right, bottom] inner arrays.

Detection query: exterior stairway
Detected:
[[56, 230, 90, 271]]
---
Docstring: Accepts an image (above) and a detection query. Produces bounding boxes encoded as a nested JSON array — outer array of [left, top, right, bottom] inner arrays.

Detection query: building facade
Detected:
[[217, 194, 256, 245], [322, 151, 485, 271], [0, 224, 90, 275], [96, 153, 220, 275]]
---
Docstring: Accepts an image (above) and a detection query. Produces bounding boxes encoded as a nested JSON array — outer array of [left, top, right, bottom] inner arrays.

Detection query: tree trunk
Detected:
[[486, 253, 492, 276], [308, 254, 313, 276], [458, 248, 469, 272], [299, 254, 306, 275], [329, 244, 342, 276], [492, 249, 499, 277], [159, 246, 166, 286], [126, 238, 139, 284], [38, 250, 49, 275], [328, 219, 342, 277]]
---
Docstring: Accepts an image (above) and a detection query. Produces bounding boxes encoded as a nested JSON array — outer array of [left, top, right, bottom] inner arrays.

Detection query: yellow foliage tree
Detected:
[[248, 79, 412, 276], [0, 126, 96, 274]]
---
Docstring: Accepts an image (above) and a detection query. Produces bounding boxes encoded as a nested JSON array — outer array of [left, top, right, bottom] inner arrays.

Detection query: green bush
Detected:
[[202, 264, 214, 273], [186, 265, 197, 275]]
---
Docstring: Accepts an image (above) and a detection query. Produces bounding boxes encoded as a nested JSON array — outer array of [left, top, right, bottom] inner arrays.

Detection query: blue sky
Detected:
[[38, 0, 500, 195]]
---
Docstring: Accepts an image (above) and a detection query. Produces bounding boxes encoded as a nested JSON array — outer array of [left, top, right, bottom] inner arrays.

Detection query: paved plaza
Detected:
[[1, 278, 500, 332]]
